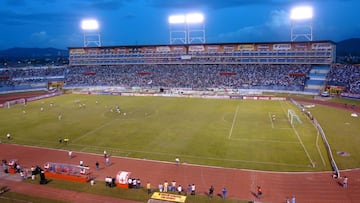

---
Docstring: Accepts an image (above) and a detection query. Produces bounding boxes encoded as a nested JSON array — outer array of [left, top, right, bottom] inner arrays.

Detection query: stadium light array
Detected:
[[81, 19, 101, 47], [168, 15, 186, 24], [290, 6, 313, 20], [168, 13, 204, 24], [168, 13, 205, 44], [185, 13, 204, 24], [81, 19, 99, 30], [290, 6, 313, 41]]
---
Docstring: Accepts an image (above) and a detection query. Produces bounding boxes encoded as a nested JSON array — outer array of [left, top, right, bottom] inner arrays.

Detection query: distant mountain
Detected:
[[336, 38, 360, 56], [0, 47, 68, 59]]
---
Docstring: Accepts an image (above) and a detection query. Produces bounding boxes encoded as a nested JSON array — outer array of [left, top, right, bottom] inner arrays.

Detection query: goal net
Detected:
[[4, 98, 26, 108], [287, 109, 302, 125]]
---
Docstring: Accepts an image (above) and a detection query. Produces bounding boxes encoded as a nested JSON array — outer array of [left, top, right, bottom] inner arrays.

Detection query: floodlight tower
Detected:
[[168, 15, 187, 44], [290, 6, 313, 41], [168, 13, 206, 44], [81, 19, 101, 47]]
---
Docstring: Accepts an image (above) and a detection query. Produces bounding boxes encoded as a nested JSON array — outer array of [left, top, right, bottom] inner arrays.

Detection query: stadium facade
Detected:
[[68, 40, 336, 66]]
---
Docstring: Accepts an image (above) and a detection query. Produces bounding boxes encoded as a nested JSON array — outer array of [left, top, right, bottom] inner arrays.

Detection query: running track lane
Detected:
[[1, 144, 360, 203]]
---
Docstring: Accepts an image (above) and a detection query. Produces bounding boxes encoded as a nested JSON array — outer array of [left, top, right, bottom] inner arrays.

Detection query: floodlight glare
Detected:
[[168, 13, 206, 44], [186, 13, 204, 24], [168, 15, 185, 24], [81, 19, 99, 30], [290, 6, 313, 20]]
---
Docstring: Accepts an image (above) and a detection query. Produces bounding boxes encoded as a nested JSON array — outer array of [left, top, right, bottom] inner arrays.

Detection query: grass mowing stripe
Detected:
[[230, 137, 299, 144]]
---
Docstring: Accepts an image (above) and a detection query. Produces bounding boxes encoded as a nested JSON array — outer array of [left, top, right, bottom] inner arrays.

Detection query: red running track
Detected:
[[1, 143, 359, 203]]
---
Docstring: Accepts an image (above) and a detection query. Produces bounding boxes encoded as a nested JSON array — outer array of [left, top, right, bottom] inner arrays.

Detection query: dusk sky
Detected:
[[0, 0, 359, 50]]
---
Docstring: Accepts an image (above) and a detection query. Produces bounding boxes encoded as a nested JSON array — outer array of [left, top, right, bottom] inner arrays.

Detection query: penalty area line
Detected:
[[228, 104, 240, 140], [72, 117, 121, 143], [280, 101, 315, 168], [268, 112, 275, 128]]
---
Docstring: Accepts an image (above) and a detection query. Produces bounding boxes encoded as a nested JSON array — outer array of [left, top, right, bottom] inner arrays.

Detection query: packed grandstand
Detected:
[[0, 40, 359, 99]]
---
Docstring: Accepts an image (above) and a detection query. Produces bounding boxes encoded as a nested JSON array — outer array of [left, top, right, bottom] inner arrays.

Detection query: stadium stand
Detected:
[[64, 64, 310, 91], [1, 41, 359, 97], [326, 64, 360, 95]]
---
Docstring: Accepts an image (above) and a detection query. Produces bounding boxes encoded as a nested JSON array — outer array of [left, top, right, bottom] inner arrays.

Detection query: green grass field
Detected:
[[1, 93, 358, 172], [301, 104, 360, 170]]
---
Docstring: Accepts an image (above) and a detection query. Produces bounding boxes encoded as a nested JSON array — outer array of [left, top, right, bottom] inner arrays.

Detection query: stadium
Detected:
[[1, 9, 360, 203]]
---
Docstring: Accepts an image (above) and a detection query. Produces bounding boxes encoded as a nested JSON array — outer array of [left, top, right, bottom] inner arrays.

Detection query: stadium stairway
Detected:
[[304, 65, 330, 93]]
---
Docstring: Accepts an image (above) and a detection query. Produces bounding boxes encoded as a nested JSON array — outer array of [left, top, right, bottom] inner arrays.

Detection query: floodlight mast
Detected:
[[81, 19, 101, 47], [290, 6, 313, 41], [186, 13, 205, 44], [169, 13, 206, 44], [169, 15, 187, 44]]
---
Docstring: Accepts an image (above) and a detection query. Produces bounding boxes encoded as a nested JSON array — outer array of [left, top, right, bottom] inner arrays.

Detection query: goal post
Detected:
[[287, 109, 302, 125], [4, 98, 26, 108]]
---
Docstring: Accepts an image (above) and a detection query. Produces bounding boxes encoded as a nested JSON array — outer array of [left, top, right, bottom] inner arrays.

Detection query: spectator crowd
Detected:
[[0, 63, 359, 94]]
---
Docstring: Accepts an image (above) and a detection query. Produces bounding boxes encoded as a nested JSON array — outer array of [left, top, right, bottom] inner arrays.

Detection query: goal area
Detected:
[[287, 109, 302, 125], [4, 98, 26, 108]]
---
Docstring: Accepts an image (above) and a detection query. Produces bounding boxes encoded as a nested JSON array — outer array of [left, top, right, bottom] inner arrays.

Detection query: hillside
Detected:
[[336, 38, 360, 56]]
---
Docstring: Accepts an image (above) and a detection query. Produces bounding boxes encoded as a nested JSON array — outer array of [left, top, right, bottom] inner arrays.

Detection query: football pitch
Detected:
[[0, 94, 341, 172]]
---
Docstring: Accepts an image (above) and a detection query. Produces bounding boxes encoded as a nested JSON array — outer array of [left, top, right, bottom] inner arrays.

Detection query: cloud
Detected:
[[4, 0, 27, 6], [147, 0, 309, 10], [31, 31, 49, 42], [71, 0, 127, 11], [123, 13, 136, 20], [265, 9, 290, 28], [212, 9, 290, 42], [29, 31, 67, 48], [0, 8, 82, 27]]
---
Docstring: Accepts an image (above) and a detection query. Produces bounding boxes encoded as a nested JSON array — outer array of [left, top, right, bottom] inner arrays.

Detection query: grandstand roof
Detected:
[[68, 40, 335, 49]]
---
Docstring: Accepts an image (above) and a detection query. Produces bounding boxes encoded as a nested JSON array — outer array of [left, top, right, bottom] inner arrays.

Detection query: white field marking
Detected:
[[250, 172, 257, 200], [80, 146, 88, 152], [316, 131, 327, 166], [230, 137, 298, 144], [274, 127, 293, 130], [301, 105, 329, 167], [13, 132, 306, 168], [72, 117, 122, 143], [200, 168, 207, 186], [280, 101, 315, 167], [0, 196, 30, 203], [65, 143, 309, 168], [284, 100, 326, 166], [228, 104, 240, 139], [144, 108, 159, 119], [222, 113, 232, 123], [268, 112, 275, 128], [11, 143, 340, 174]]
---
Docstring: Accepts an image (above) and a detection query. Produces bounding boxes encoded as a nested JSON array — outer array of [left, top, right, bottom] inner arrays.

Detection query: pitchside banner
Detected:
[[341, 93, 360, 99], [151, 192, 186, 203]]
